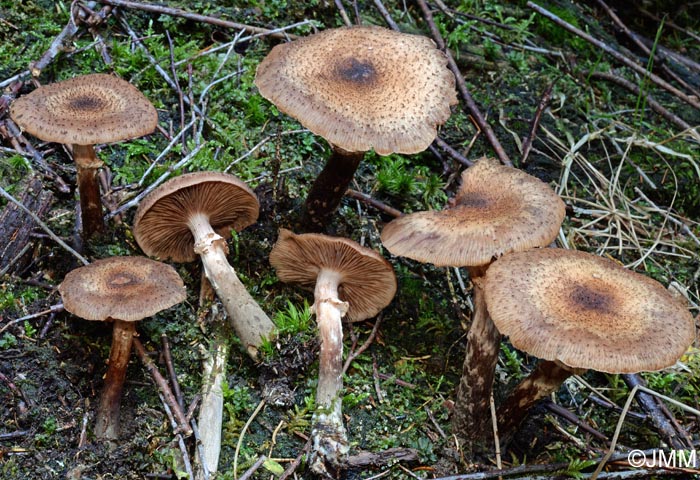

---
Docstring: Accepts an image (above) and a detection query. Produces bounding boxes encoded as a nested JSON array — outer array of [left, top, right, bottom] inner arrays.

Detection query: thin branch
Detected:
[[415, 0, 512, 167], [98, 0, 299, 39]]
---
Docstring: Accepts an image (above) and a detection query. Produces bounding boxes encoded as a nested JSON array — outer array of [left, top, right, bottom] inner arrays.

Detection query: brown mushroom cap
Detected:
[[484, 248, 696, 373], [381, 157, 566, 267], [254, 25, 457, 156], [133, 171, 259, 263], [58, 256, 186, 322], [10, 73, 158, 145], [269, 229, 397, 322]]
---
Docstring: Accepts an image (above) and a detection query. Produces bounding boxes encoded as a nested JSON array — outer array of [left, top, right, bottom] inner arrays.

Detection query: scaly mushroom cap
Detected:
[[58, 256, 186, 322], [133, 171, 259, 263], [484, 249, 696, 373], [269, 229, 397, 322], [10, 73, 158, 145], [381, 157, 566, 267], [254, 25, 457, 156]]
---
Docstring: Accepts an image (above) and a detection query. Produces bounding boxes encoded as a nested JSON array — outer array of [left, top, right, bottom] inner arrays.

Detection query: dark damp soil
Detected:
[[2, 1, 699, 479]]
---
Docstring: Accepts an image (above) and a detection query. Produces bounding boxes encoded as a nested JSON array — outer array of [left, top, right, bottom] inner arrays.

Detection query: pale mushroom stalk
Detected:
[[311, 268, 350, 470], [303, 149, 364, 231], [452, 266, 501, 447], [188, 212, 276, 357], [94, 319, 136, 440], [496, 360, 578, 445], [73, 144, 105, 238]]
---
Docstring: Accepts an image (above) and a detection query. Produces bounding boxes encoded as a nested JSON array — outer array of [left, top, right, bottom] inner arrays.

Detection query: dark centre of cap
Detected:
[[108, 272, 140, 288], [569, 282, 614, 314], [69, 95, 106, 112], [335, 58, 377, 85], [456, 192, 490, 209]]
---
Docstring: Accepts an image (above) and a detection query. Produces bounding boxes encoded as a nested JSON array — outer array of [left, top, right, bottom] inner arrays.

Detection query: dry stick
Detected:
[[526, 2, 700, 111], [1, 304, 64, 336], [621, 373, 691, 450], [98, 0, 298, 39], [157, 391, 195, 480], [372, 0, 400, 31], [342, 314, 384, 374], [132, 337, 192, 436], [594, 0, 700, 99], [434, 135, 475, 167], [521, 80, 556, 165], [542, 398, 608, 441], [334, 0, 353, 27], [586, 71, 696, 133], [2, 119, 71, 193], [415, 0, 512, 167], [238, 455, 268, 480], [161, 334, 184, 408], [233, 398, 266, 480], [345, 189, 402, 218], [0, 185, 88, 265]]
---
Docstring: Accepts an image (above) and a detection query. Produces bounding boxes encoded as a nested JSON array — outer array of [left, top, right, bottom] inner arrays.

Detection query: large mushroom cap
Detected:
[[269, 229, 397, 322], [484, 248, 696, 373], [59, 256, 186, 322], [254, 25, 457, 156], [381, 157, 566, 267], [10, 73, 158, 145], [133, 171, 259, 263]]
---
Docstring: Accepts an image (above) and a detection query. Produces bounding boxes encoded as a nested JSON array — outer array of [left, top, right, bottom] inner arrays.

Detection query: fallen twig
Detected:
[[521, 80, 556, 165], [342, 314, 384, 374], [345, 189, 402, 218], [0, 185, 88, 265], [132, 337, 192, 436], [238, 455, 268, 480], [98, 0, 299, 39], [527, 1, 700, 111], [415, 0, 512, 167], [157, 391, 195, 480]]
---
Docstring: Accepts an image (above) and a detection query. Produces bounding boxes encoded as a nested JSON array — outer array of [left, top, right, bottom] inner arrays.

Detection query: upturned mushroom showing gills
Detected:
[[10, 74, 158, 240], [133, 171, 276, 359], [483, 248, 695, 445], [255, 25, 457, 231], [380, 157, 566, 447], [58, 256, 186, 441], [269, 228, 397, 475]]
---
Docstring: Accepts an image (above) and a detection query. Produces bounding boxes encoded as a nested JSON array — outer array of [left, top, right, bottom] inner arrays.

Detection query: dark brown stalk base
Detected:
[[95, 319, 136, 441], [302, 148, 364, 231], [451, 270, 500, 455], [496, 360, 574, 447], [73, 144, 105, 240]]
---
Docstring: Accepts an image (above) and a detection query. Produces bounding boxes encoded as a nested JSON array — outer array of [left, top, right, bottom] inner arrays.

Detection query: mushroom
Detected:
[[380, 157, 566, 445], [10, 73, 158, 239], [269, 228, 397, 474], [254, 25, 457, 230], [58, 256, 186, 440], [132, 171, 276, 358], [483, 248, 696, 443]]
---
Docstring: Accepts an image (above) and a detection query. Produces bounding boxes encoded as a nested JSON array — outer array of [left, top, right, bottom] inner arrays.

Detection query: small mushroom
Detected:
[[10, 74, 158, 239], [380, 157, 566, 445], [269, 228, 397, 474], [255, 25, 457, 230], [483, 248, 696, 444], [58, 256, 186, 440], [133, 171, 276, 358]]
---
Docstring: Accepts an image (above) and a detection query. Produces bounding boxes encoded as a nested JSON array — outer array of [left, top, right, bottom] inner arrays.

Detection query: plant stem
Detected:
[[451, 266, 500, 454], [72, 144, 105, 239], [189, 213, 276, 358], [310, 268, 350, 475], [95, 319, 136, 440], [302, 148, 364, 231]]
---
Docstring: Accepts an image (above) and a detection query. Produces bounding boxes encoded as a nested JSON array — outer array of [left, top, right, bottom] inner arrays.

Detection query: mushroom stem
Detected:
[[95, 319, 136, 440], [188, 213, 276, 358], [310, 268, 350, 473], [451, 266, 501, 452], [496, 360, 575, 447], [72, 144, 105, 239], [302, 148, 364, 231]]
